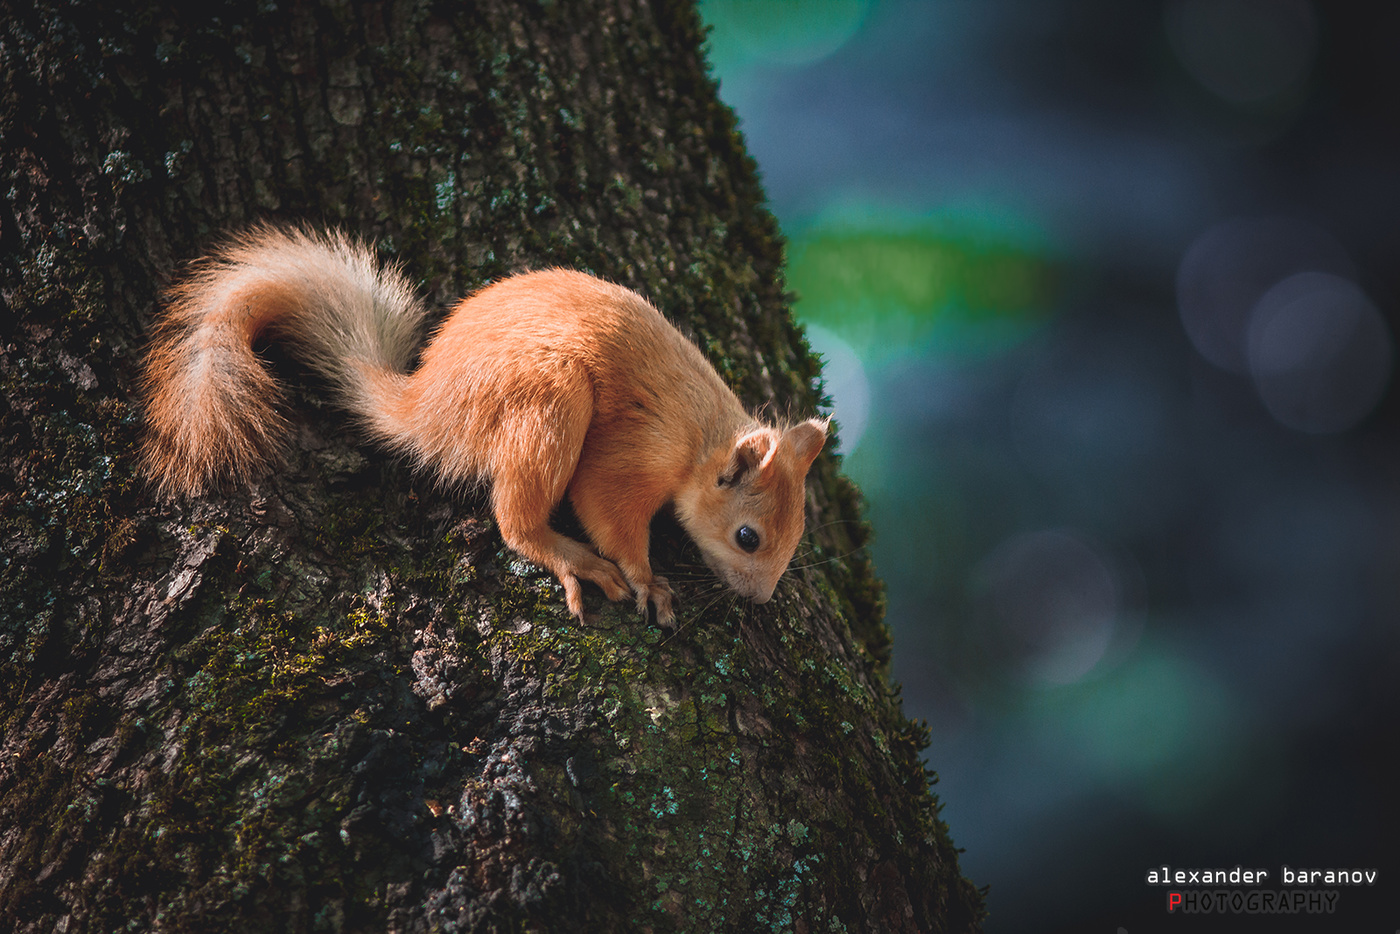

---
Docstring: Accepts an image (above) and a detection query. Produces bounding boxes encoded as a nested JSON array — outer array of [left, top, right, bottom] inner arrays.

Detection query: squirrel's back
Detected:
[[395, 268, 747, 487]]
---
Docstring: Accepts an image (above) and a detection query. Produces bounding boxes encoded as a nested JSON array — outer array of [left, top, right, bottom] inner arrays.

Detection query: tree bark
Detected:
[[0, 1, 984, 931]]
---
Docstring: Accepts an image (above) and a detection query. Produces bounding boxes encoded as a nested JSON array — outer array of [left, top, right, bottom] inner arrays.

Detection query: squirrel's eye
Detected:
[[735, 526, 760, 553]]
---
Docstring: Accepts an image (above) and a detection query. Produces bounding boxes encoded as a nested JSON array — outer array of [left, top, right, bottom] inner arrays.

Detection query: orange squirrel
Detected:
[[140, 225, 827, 623]]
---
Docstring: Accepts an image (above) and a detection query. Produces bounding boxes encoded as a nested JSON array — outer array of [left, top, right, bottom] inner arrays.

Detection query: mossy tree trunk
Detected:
[[0, 1, 984, 931]]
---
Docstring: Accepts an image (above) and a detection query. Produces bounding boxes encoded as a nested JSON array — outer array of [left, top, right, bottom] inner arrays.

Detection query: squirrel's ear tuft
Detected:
[[720, 427, 780, 486], [784, 417, 827, 474]]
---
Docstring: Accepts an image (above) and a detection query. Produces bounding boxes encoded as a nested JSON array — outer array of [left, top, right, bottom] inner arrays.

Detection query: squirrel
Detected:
[[140, 225, 827, 624]]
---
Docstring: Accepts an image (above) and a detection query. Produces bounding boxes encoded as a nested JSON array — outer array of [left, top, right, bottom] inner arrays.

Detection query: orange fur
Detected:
[[141, 225, 827, 622]]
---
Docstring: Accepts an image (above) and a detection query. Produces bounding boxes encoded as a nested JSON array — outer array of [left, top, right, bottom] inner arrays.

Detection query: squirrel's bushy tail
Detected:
[[140, 225, 424, 497]]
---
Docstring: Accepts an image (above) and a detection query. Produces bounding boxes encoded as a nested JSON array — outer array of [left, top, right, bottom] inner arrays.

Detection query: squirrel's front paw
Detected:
[[562, 554, 631, 620], [635, 576, 674, 626]]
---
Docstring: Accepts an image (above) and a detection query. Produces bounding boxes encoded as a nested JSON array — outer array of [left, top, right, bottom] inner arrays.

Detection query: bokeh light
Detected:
[[1164, 0, 1318, 105], [701, 0, 871, 70], [804, 323, 871, 454], [785, 214, 1053, 359], [974, 529, 1121, 686], [1045, 643, 1247, 816], [1175, 216, 1354, 374], [1247, 271, 1393, 433], [1175, 218, 1392, 433]]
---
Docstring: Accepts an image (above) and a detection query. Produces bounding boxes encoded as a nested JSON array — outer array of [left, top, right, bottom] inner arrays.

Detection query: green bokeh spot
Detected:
[[1042, 642, 1248, 815], [701, 0, 871, 69], [787, 224, 1057, 359]]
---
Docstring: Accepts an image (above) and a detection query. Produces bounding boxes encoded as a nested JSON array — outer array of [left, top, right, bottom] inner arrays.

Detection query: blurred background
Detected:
[[696, 1, 1399, 930]]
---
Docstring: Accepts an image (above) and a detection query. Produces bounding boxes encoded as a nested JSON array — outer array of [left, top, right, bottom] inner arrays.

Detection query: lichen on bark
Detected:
[[0, 0, 984, 931]]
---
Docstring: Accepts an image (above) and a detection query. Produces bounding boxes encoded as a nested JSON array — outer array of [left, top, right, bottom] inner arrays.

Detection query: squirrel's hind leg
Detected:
[[487, 384, 631, 620]]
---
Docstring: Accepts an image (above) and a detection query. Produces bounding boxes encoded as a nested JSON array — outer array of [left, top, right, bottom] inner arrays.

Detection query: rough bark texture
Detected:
[[0, 1, 984, 931]]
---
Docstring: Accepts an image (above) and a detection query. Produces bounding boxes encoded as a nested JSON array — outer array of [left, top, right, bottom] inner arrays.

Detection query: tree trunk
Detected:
[[0, 1, 984, 931]]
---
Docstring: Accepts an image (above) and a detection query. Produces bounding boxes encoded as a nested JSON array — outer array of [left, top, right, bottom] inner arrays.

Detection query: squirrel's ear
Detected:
[[784, 417, 828, 474], [720, 427, 780, 486]]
